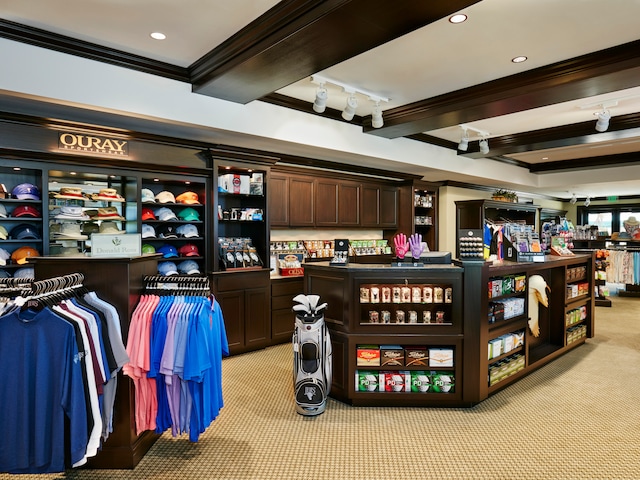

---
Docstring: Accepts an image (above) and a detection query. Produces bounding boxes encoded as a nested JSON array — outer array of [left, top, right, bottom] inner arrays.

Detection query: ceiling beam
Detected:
[[365, 39, 640, 138], [190, 0, 482, 104], [459, 111, 640, 159], [528, 151, 640, 173]]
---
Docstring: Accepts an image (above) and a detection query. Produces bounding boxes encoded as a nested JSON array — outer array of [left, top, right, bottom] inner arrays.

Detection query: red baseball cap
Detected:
[[178, 244, 200, 257], [11, 205, 41, 218], [141, 207, 156, 221]]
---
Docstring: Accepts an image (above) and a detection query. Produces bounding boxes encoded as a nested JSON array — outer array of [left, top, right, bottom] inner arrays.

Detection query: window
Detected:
[[587, 212, 612, 235], [578, 203, 640, 236]]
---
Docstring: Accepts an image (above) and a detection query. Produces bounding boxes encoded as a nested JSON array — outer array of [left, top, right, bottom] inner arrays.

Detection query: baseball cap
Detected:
[[92, 188, 124, 202], [178, 260, 201, 275], [12, 183, 41, 200], [0, 204, 6, 218], [178, 207, 200, 221], [155, 191, 176, 204], [179, 244, 200, 257], [54, 186, 83, 200], [10, 223, 41, 240], [176, 191, 200, 205], [154, 207, 178, 222], [141, 208, 156, 221], [141, 188, 156, 203], [82, 223, 100, 236], [0, 225, 8, 240], [141, 244, 156, 254], [0, 247, 10, 266], [99, 222, 125, 234], [142, 224, 156, 239], [158, 224, 179, 239], [176, 224, 200, 238], [157, 244, 179, 258], [11, 246, 40, 265], [12, 205, 41, 218], [158, 261, 178, 276], [13, 267, 35, 279]]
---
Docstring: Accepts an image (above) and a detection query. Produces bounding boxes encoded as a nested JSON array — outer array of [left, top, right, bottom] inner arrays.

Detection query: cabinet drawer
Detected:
[[272, 295, 297, 311], [272, 278, 304, 296], [213, 270, 270, 292]]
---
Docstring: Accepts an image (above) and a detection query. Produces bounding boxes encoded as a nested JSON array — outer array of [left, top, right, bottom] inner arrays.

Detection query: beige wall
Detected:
[[438, 186, 568, 255]]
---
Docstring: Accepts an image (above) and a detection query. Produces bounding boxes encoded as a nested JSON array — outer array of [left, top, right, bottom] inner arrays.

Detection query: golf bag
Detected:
[[292, 294, 332, 416]]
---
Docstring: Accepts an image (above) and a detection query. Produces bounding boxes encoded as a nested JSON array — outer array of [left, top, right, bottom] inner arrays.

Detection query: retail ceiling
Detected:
[[1, 0, 640, 201]]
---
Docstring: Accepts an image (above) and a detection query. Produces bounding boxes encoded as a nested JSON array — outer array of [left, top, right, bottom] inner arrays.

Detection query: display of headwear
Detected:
[[141, 188, 156, 203], [11, 205, 41, 218], [11, 246, 40, 265], [99, 222, 125, 234], [53, 206, 90, 220], [155, 191, 176, 204], [50, 223, 88, 240], [92, 206, 125, 221], [176, 191, 200, 205], [12, 183, 41, 200], [623, 216, 640, 236]]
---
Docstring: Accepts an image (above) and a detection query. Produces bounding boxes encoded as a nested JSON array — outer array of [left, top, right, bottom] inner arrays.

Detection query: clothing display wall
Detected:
[[0, 274, 128, 474], [124, 275, 228, 443], [605, 249, 640, 285]]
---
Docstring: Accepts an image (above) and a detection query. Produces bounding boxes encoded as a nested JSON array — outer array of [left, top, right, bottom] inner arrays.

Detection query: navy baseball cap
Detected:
[[10, 223, 41, 240], [158, 261, 178, 276], [158, 224, 179, 239], [11, 183, 41, 200], [157, 244, 179, 258]]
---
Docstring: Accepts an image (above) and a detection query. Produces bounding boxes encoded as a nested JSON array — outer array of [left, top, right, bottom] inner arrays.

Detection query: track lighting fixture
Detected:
[[570, 193, 577, 205], [458, 127, 469, 151], [584, 196, 591, 207], [371, 101, 384, 128], [313, 83, 328, 113], [310, 75, 389, 125], [341, 94, 358, 121], [479, 137, 490, 155], [595, 108, 611, 132]]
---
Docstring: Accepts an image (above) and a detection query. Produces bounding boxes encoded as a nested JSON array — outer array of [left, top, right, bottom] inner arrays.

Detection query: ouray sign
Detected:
[[58, 132, 129, 156]]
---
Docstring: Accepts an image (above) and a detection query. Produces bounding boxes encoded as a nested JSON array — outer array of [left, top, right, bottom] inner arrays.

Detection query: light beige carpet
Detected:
[[3, 297, 639, 480]]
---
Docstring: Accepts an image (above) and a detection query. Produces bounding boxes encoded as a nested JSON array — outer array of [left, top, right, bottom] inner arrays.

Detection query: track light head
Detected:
[[584, 196, 591, 207], [570, 193, 577, 205], [595, 109, 611, 132], [479, 137, 489, 155], [458, 127, 469, 151], [371, 102, 383, 128], [313, 84, 328, 113], [342, 94, 358, 121]]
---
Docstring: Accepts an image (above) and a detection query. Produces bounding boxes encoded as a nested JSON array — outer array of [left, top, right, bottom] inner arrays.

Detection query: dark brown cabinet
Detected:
[[315, 179, 339, 226], [271, 277, 304, 344], [361, 183, 399, 228], [268, 173, 289, 227], [289, 175, 315, 226], [338, 182, 360, 226], [211, 267, 271, 355]]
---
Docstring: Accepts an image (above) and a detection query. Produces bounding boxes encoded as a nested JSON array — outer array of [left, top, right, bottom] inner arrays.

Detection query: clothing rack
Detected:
[[142, 275, 210, 296]]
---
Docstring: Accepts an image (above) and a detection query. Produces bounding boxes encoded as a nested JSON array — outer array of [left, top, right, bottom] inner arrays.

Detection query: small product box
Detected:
[[428, 348, 454, 368], [410, 371, 431, 392], [492, 280, 502, 298], [489, 338, 503, 359], [356, 371, 380, 392], [383, 371, 410, 392], [218, 174, 250, 195], [430, 372, 455, 393], [404, 347, 429, 367], [514, 275, 526, 292], [249, 172, 264, 195], [356, 345, 381, 367], [380, 345, 405, 367]]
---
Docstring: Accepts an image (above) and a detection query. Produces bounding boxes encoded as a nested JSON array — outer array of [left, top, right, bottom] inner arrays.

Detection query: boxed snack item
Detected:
[[430, 372, 455, 393], [383, 371, 410, 392], [410, 371, 431, 392], [514, 275, 526, 292], [404, 347, 428, 367], [356, 345, 380, 367], [428, 348, 454, 367], [356, 371, 380, 392], [380, 345, 404, 367]]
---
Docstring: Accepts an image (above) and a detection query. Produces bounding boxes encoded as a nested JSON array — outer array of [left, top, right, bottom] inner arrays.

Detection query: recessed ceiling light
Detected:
[[512, 56, 528, 63], [150, 32, 166, 40], [449, 14, 468, 24], [542, 157, 549, 160]]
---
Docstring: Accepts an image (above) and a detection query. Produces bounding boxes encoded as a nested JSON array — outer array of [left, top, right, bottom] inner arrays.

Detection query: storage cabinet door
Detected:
[[338, 182, 360, 226], [289, 176, 315, 226], [379, 186, 399, 228], [315, 179, 339, 226], [269, 173, 289, 226], [216, 290, 245, 353], [360, 184, 380, 227], [245, 287, 270, 349]]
